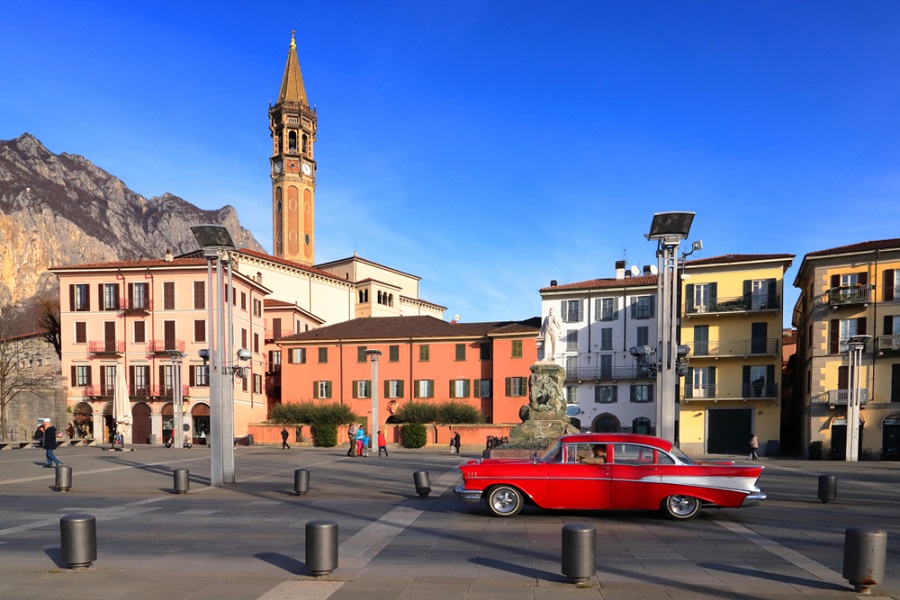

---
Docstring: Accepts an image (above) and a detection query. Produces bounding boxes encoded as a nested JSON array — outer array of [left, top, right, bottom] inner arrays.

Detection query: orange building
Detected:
[[277, 316, 540, 432]]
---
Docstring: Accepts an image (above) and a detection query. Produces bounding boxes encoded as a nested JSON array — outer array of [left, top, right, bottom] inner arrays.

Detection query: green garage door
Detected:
[[707, 408, 752, 455]]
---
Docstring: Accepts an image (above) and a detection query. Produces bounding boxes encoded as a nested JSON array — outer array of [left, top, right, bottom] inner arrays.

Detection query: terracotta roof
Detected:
[[541, 275, 657, 293], [236, 248, 344, 281], [684, 253, 794, 266], [264, 299, 297, 308], [804, 238, 900, 258], [279, 315, 539, 343]]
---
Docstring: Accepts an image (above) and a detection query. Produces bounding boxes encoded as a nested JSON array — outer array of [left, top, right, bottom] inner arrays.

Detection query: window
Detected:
[[318, 347, 328, 363], [133, 365, 150, 394], [102, 283, 119, 310], [357, 346, 368, 362], [414, 379, 434, 398], [241, 328, 247, 351], [253, 374, 262, 394], [693, 283, 710, 313], [193, 281, 205, 310], [131, 282, 148, 310], [480, 343, 491, 360], [389, 345, 399, 362], [599, 354, 612, 379], [163, 282, 175, 310], [134, 321, 146, 344], [475, 379, 492, 398], [630, 384, 654, 403], [595, 385, 617, 403], [506, 377, 527, 397], [597, 297, 617, 321], [419, 345, 430, 362], [632, 296, 654, 319], [253, 299, 262, 317], [269, 351, 281, 371], [253, 333, 259, 354], [831, 317, 867, 354], [565, 329, 578, 352], [74, 284, 89, 311], [565, 356, 578, 374], [565, 386, 577, 404], [600, 328, 613, 351], [313, 381, 332, 399], [636, 326, 649, 348], [288, 348, 306, 364], [386, 380, 404, 399], [743, 365, 775, 398], [354, 380, 371, 399], [455, 344, 466, 361], [692, 325, 708, 355], [193, 320, 206, 343], [561, 299, 583, 323], [511, 340, 523, 358], [749, 279, 772, 310], [74, 365, 90, 386], [450, 379, 470, 398], [240, 292, 247, 311], [75, 322, 87, 344], [192, 365, 209, 387]]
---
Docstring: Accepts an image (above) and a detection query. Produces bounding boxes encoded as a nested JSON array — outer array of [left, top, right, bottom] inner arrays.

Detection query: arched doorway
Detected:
[[592, 413, 620, 433], [162, 403, 174, 444], [632, 417, 652, 435], [132, 402, 151, 444], [72, 402, 93, 438], [192, 403, 210, 445], [102, 403, 113, 444]]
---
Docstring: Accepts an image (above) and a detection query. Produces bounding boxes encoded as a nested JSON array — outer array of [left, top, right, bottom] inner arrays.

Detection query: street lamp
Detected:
[[845, 334, 870, 462], [166, 350, 185, 448], [645, 211, 695, 444], [191, 224, 236, 486], [365, 349, 383, 450]]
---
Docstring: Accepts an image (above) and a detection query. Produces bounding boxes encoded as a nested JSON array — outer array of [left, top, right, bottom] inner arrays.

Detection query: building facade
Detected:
[[792, 239, 900, 459], [539, 262, 660, 435], [678, 254, 794, 456]]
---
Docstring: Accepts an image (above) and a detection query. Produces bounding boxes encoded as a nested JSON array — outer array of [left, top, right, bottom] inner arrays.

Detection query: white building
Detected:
[[540, 261, 659, 434]]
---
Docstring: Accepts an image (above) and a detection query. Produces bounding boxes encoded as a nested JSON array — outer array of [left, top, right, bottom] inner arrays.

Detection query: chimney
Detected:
[[643, 265, 652, 276], [164, 249, 173, 262], [550, 280, 557, 287], [615, 260, 626, 280]]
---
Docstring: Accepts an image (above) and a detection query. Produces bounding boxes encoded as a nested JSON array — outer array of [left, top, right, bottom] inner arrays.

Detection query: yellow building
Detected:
[[792, 239, 900, 459], [678, 254, 794, 456]]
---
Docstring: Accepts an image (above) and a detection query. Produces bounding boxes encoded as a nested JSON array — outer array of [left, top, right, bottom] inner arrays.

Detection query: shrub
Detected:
[[311, 422, 338, 447], [435, 400, 485, 424], [400, 422, 427, 448], [270, 401, 357, 426], [395, 401, 437, 424]]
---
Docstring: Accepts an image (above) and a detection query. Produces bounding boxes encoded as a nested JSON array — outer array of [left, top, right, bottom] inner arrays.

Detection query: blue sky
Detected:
[[2, 1, 899, 326]]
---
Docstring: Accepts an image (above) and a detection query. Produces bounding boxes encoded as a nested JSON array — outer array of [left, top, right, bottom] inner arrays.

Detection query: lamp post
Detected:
[[166, 350, 185, 447], [190, 224, 236, 486], [645, 211, 695, 444], [365, 349, 383, 448], [845, 335, 870, 462]]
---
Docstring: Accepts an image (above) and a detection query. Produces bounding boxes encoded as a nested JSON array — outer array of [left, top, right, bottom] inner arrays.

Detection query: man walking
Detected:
[[43, 419, 62, 468], [280, 427, 290, 449]]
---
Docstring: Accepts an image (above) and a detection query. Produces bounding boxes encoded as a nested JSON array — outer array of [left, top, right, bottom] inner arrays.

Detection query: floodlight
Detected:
[[646, 212, 695, 240]]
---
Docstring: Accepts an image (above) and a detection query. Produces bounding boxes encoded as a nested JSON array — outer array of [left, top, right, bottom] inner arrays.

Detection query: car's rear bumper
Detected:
[[741, 492, 766, 507], [454, 485, 483, 503]]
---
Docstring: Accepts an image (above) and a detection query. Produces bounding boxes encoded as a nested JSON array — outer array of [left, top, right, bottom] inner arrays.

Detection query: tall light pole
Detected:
[[365, 349, 383, 447], [845, 335, 870, 462], [166, 350, 185, 447], [646, 211, 695, 444], [191, 225, 236, 486]]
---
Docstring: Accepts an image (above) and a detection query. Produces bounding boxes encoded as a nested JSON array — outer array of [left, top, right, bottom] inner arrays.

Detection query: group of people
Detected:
[[346, 424, 388, 457]]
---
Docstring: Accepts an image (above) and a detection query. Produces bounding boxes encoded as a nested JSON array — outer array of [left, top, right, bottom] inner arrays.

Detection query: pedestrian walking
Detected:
[[453, 431, 461, 454], [280, 427, 290, 449], [42, 419, 62, 468], [749, 434, 759, 460], [347, 423, 358, 456], [377, 430, 388, 457]]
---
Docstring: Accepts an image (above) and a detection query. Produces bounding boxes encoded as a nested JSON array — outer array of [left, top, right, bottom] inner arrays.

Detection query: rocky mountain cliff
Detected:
[[0, 133, 264, 307]]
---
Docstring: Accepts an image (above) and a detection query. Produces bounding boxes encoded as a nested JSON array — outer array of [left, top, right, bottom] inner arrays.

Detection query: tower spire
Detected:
[[278, 30, 308, 106]]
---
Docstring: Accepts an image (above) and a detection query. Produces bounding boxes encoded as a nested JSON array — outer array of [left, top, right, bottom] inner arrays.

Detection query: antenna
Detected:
[[649, 265, 659, 275], [630, 265, 640, 277]]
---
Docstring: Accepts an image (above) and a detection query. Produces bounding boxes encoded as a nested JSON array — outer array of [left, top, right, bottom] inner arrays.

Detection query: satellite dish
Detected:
[[629, 265, 640, 277], [649, 265, 659, 275]]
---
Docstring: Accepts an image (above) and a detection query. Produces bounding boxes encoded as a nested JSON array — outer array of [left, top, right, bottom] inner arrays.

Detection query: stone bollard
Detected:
[[173, 468, 189, 494], [55, 465, 73, 492], [60, 514, 97, 569], [305, 520, 338, 576], [818, 474, 837, 503], [561, 523, 596, 582], [843, 527, 887, 594], [413, 471, 431, 497], [294, 469, 310, 496]]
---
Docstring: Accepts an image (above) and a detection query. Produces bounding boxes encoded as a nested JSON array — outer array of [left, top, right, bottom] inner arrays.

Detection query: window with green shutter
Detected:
[[511, 340, 523, 358]]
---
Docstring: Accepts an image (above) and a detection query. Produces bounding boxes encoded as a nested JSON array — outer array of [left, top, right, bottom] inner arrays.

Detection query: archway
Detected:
[[192, 403, 210, 445], [132, 402, 151, 444], [72, 402, 93, 438], [162, 403, 174, 444], [592, 413, 620, 433]]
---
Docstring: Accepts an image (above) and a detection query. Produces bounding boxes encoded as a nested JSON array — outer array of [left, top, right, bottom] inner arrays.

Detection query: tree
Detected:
[[37, 296, 61, 360]]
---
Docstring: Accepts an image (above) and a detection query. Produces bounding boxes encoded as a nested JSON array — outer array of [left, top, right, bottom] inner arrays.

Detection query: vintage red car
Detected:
[[455, 433, 765, 520]]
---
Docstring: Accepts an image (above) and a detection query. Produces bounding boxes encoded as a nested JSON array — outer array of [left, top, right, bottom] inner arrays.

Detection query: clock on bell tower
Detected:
[[269, 31, 316, 266]]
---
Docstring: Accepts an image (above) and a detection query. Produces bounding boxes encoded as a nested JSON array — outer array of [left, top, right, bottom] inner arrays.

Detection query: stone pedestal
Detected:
[[507, 362, 578, 448]]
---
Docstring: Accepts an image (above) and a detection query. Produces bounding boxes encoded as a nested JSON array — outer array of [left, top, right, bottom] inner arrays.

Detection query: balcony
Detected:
[[681, 382, 779, 402], [149, 384, 190, 399], [877, 335, 900, 353], [685, 294, 780, 317], [123, 297, 152, 314], [81, 385, 189, 399], [265, 329, 294, 341], [87, 340, 124, 356], [811, 389, 870, 407], [147, 340, 186, 355], [566, 365, 649, 382], [685, 338, 779, 358], [81, 385, 114, 398], [827, 285, 872, 308]]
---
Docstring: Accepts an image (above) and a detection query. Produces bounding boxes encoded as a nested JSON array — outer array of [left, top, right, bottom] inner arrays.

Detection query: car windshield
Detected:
[[670, 445, 694, 464], [538, 441, 562, 463]]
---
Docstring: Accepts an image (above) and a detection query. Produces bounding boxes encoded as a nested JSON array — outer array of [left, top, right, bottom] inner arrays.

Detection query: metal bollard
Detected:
[[173, 468, 189, 494], [305, 520, 338, 576], [413, 471, 431, 497], [561, 523, 596, 582], [294, 469, 310, 496], [55, 465, 73, 492], [60, 514, 97, 569], [818, 474, 837, 503], [843, 527, 887, 594]]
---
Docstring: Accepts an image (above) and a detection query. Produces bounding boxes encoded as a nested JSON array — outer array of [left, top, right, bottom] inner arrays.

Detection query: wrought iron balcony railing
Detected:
[[147, 340, 186, 354], [123, 297, 152, 312], [686, 338, 779, 357], [681, 382, 779, 401], [565, 365, 650, 382], [827, 285, 872, 307], [87, 340, 124, 355], [685, 294, 780, 315], [811, 389, 870, 406]]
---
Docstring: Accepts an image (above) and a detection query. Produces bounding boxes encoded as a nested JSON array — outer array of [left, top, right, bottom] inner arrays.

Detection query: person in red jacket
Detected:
[[377, 430, 388, 457]]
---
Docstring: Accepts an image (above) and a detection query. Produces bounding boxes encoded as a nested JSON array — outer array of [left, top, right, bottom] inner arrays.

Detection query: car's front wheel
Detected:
[[486, 485, 524, 517], [661, 495, 701, 520]]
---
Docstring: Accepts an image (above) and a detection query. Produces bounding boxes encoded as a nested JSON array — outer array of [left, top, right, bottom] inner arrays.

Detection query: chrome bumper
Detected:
[[454, 485, 483, 503], [741, 492, 766, 507]]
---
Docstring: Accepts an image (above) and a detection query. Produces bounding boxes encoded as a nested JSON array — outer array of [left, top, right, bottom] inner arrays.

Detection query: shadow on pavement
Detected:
[[255, 552, 305, 576]]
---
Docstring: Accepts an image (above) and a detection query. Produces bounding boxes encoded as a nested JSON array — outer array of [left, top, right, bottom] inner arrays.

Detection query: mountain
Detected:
[[0, 133, 264, 308]]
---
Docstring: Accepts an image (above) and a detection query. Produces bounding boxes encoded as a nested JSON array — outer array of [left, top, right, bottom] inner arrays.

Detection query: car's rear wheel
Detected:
[[486, 485, 524, 517], [661, 495, 701, 520]]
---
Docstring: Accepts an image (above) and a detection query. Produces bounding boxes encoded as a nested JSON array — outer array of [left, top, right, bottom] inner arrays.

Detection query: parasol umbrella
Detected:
[[112, 365, 132, 448]]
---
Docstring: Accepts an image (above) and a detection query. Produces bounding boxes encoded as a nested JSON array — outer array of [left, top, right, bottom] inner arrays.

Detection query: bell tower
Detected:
[[269, 31, 316, 265]]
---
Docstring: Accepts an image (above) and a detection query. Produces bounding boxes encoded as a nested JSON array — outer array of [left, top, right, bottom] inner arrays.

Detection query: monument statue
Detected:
[[506, 362, 578, 447], [540, 307, 562, 361]]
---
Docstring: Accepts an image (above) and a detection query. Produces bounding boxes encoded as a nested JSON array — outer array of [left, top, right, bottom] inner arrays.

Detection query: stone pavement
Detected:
[[0, 444, 897, 600]]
